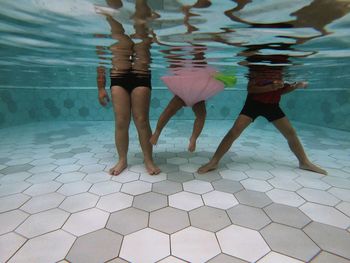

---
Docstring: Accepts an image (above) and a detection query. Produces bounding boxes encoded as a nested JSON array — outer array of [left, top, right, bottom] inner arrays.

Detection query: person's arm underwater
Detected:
[[97, 66, 110, 106], [247, 80, 284, 94], [280, 81, 308, 94]]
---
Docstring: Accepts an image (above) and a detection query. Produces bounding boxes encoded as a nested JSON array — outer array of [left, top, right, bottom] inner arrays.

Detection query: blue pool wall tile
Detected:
[[1, 87, 350, 131]]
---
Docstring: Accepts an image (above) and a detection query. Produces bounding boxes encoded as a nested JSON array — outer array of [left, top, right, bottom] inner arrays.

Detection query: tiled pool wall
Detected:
[[1, 87, 350, 131]]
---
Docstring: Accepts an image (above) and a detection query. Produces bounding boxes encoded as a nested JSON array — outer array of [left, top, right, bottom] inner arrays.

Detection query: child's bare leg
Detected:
[[273, 117, 327, 175], [150, 95, 185, 145], [189, 101, 206, 152], [110, 86, 131, 175], [198, 114, 252, 173], [131, 86, 161, 175]]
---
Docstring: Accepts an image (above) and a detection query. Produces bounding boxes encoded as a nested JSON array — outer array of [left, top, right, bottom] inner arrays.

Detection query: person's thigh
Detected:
[[130, 86, 151, 120], [231, 114, 253, 134], [111, 86, 132, 124], [272, 116, 296, 139]]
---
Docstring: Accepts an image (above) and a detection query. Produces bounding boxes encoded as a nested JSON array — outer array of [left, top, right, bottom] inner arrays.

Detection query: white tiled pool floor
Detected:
[[0, 120, 350, 263]]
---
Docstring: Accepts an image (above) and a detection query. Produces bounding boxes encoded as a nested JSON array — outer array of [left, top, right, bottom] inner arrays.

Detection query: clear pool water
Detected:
[[0, 0, 350, 130], [1, 1, 350, 262]]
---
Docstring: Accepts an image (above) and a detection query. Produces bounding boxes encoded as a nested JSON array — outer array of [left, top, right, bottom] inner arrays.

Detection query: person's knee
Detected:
[[228, 125, 243, 139], [194, 108, 206, 120], [284, 127, 297, 140], [116, 117, 130, 130], [133, 115, 149, 128]]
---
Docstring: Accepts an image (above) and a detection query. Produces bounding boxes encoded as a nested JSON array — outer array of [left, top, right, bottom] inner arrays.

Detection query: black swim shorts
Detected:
[[110, 71, 152, 93], [240, 96, 285, 122]]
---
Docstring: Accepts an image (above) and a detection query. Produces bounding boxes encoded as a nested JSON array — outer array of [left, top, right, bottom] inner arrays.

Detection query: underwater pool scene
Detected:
[[1, 0, 350, 262]]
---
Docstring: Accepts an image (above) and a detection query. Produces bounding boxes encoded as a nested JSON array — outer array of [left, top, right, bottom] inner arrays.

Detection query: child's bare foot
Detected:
[[188, 138, 196, 152], [150, 131, 160, 145], [300, 161, 327, 175], [109, 159, 127, 176], [145, 160, 161, 175], [198, 160, 218, 174]]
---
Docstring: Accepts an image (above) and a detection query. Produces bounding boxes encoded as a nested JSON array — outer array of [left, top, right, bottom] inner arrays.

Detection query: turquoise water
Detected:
[[1, 2, 350, 262], [0, 0, 350, 129]]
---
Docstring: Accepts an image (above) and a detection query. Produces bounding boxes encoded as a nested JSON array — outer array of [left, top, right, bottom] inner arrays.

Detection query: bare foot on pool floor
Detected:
[[197, 161, 218, 174], [145, 160, 161, 175], [150, 131, 160, 145], [300, 161, 327, 175], [109, 160, 127, 176], [188, 138, 196, 152]]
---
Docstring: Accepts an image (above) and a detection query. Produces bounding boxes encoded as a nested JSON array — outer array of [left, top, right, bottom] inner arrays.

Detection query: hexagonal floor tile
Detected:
[[21, 192, 65, 214], [304, 222, 350, 260], [140, 172, 167, 183], [179, 163, 199, 173], [310, 251, 350, 263], [171, 226, 221, 262], [0, 181, 31, 197], [268, 177, 302, 191], [167, 171, 194, 183], [261, 223, 320, 262], [328, 188, 350, 202], [16, 208, 69, 238], [295, 176, 330, 190], [0, 172, 32, 184], [120, 228, 170, 263], [23, 181, 61, 196], [153, 180, 183, 195], [107, 207, 148, 235], [169, 191, 203, 211], [203, 191, 238, 209], [245, 170, 274, 180], [59, 192, 99, 213], [266, 189, 305, 207], [55, 169, 82, 182], [297, 188, 340, 206], [235, 190, 272, 208], [133, 192, 167, 212], [150, 207, 189, 234], [97, 192, 133, 212], [26, 171, 59, 184], [300, 202, 350, 229], [220, 170, 248, 181], [183, 180, 213, 194], [0, 193, 30, 213], [121, 181, 152, 195], [241, 178, 273, 192], [207, 254, 247, 263], [57, 181, 92, 196], [66, 229, 123, 263], [84, 172, 111, 183], [167, 157, 188, 166], [217, 225, 270, 262], [227, 204, 271, 230], [9, 230, 75, 263], [111, 170, 139, 183], [0, 210, 29, 235], [194, 170, 222, 182], [211, 179, 243, 194], [226, 162, 250, 172], [264, 203, 311, 228], [258, 251, 303, 263], [63, 208, 109, 236], [158, 163, 179, 173], [158, 256, 187, 262], [0, 232, 26, 263], [190, 206, 231, 232], [337, 202, 350, 217], [89, 181, 122, 196]]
